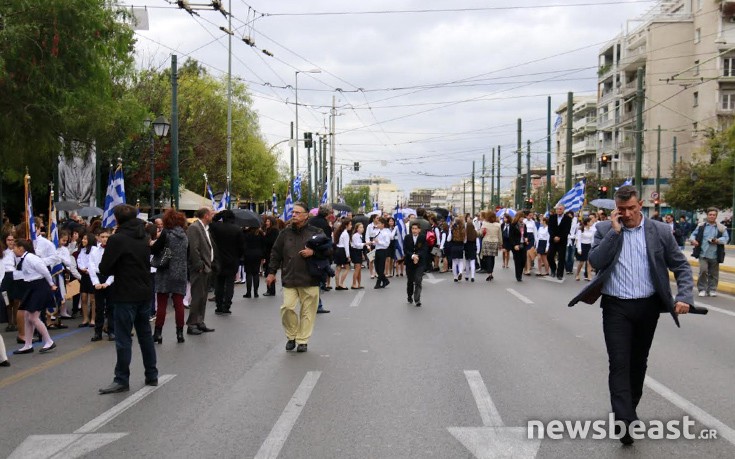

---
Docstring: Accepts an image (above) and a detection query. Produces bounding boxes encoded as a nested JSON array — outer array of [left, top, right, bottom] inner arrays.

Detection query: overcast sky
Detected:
[[127, 0, 654, 195]]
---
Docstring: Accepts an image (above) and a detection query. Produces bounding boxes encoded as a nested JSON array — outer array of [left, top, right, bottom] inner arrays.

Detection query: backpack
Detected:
[[426, 230, 436, 248]]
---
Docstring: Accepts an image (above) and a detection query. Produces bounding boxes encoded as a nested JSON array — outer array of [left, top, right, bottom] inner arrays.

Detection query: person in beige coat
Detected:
[[480, 212, 502, 281]]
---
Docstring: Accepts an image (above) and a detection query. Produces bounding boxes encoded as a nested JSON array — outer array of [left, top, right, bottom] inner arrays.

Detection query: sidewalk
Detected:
[[669, 251, 735, 295]]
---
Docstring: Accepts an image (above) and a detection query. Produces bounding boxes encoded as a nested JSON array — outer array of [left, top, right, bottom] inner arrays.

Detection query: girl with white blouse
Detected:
[[373, 218, 392, 289], [75, 233, 97, 327], [535, 217, 551, 276], [2, 232, 19, 333], [334, 219, 353, 291], [574, 217, 595, 281], [12, 239, 57, 354], [350, 223, 370, 289]]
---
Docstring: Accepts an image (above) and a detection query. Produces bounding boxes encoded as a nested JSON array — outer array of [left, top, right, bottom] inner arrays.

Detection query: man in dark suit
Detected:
[[404, 222, 429, 307], [569, 186, 694, 445], [186, 207, 216, 335], [210, 210, 245, 315], [547, 204, 572, 280]]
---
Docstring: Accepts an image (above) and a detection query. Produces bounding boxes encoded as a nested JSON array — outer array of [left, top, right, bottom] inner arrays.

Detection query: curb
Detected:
[[668, 272, 735, 295], [688, 259, 735, 274]]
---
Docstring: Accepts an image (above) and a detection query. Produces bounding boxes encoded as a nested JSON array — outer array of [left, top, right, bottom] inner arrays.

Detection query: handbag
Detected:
[[366, 249, 376, 262], [151, 247, 172, 269], [64, 279, 81, 300]]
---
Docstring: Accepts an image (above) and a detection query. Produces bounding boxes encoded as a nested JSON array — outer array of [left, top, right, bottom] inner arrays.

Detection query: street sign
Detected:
[[651, 192, 659, 200]]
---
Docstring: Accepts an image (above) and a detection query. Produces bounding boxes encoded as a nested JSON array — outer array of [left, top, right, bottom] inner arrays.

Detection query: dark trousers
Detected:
[[244, 258, 260, 295], [94, 288, 113, 336], [186, 271, 209, 326], [601, 295, 660, 423], [512, 247, 525, 281], [547, 240, 567, 279], [483, 256, 496, 273], [215, 272, 236, 310], [406, 263, 424, 302], [565, 244, 576, 273], [375, 249, 388, 286], [113, 301, 158, 386]]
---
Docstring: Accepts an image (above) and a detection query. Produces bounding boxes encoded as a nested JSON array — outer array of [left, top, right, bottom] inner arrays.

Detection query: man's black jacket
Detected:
[[99, 219, 151, 303]]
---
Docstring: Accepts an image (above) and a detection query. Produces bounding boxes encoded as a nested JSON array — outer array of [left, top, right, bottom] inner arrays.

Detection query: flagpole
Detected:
[[49, 184, 54, 236], [24, 170, 30, 238], [203, 173, 208, 201]]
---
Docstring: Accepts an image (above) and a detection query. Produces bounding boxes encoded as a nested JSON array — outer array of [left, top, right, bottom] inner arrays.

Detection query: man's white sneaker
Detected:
[[709, 292, 717, 297], [698, 291, 706, 297]]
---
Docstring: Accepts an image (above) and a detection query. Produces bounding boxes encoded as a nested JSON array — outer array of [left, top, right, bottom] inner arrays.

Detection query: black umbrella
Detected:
[[149, 213, 164, 222], [231, 208, 262, 228], [77, 206, 104, 218], [55, 201, 82, 212], [331, 202, 353, 213], [352, 215, 369, 228], [430, 207, 449, 219]]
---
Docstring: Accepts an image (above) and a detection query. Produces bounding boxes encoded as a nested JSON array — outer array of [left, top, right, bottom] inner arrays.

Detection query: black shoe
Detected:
[[557, 275, 564, 281], [383, 279, 390, 287], [176, 327, 185, 343], [13, 347, 33, 355], [243, 293, 251, 298], [407, 297, 413, 303], [223, 309, 232, 314], [286, 339, 296, 351], [91, 334, 103, 342], [145, 378, 158, 387], [262, 292, 274, 296], [254, 293, 259, 298], [215, 309, 226, 315], [296, 343, 308, 353], [415, 302, 422, 307], [99, 382, 130, 394], [316, 309, 331, 314], [0, 360, 10, 367], [186, 327, 203, 335], [107, 334, 115, 341], [374, 284, 383, 289], [39, 342, 56, 354], [153, 327, 163, 344], [198, 324, 215, 333], [615, 422, 635, 445]]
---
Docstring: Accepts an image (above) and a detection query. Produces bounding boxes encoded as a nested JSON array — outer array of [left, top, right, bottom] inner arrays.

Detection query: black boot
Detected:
[[153, 327, 162, 344], [176, 327, 185, 343]]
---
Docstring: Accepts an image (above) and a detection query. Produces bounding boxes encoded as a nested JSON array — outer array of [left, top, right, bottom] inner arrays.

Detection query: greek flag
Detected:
[[49, 198, 58, 248], [320, 181, 328, 205], [206, 183, 217, 208], [338, 195, 345, 204], [272, 191, 278, 215], [293, 174, 302, 200], [614, 178, 632, 192], [102, 166, 126, 228], [553, 115, 563, 131], [215, 190, 229, 212], [393, 206, 406, 258], [283, 191, 294, 221], [26, 181, 36, 242], [361, 199, 366, 211], [555, 179, 585, 213], [373, 199, 379, 211]]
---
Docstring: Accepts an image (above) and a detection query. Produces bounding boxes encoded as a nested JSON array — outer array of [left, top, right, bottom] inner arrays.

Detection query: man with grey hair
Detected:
[[547, 204, 572, 280], [570, 185, 694, 445], [186, 207, 216, 335], [689, 207, 729, 297]]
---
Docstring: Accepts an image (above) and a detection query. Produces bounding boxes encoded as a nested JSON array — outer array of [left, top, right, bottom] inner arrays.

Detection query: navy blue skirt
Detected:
[[536, 240, 548, 255], [350, 248, 363, 264], [575, 243, 591, 261], [19, 279, 55, 313]]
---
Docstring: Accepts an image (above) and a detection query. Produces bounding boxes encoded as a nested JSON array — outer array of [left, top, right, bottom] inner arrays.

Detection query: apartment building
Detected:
[[554, 95, 598, 184], [595, 0, 735, 206]]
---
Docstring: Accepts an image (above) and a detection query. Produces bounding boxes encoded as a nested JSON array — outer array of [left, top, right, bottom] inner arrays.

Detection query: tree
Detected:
[[0, 0, 140, 187], [340, 186, 372, 212], [665, 127, 734, 211]]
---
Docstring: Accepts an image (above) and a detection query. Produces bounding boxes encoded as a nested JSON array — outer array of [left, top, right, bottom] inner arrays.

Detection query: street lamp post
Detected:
[[295, 69, 321, 181], [144, 115, 170, 216]]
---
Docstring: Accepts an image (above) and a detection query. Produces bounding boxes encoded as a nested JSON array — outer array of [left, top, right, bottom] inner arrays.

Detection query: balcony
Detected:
[[621, 79, 640, 98], [621, 45, 647, 71], [598, 63, 615, 81], [573, 139, 596, 154], [573, 116, 597, 133], [619, 111, 635, 125], [598, 114, 614, 130], [599, 140, 614, 153]]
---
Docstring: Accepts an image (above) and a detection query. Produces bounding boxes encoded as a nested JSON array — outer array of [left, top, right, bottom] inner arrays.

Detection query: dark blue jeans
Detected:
[[113, 301, 158, 386]]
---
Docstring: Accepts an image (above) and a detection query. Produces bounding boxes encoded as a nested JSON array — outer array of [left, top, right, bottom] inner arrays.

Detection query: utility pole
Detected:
[[307, 137, 312, 207], [481, 154, 486, 210], [472, 161, 476, 215], [289, 122, 294, 184], [656, 125, 661, 212], [672, 136, 677, 167], [330, 95, 336, 202], [635, 67, 644, 197], [546, 96, 552, 208], [526, 139, 531, 207], [226, 0, 232, 209], [566, 91, 573, 190], [496, 146, 501, 207], [490, 148, 495, 207], [463, 181, 466, 215], [170, 54, 179, 209], [516, 118, 522, 209]]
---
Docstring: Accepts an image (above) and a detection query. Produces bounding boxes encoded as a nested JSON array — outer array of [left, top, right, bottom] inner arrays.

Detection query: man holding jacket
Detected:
[[98, 204, 158, 394], [569, 186, 694, 444]]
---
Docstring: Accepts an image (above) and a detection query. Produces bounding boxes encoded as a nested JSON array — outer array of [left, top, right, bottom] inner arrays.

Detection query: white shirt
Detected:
[[57, 245, 81, 280], [536, 226, 550, 248], [2, 248, 16, 273], [366, 223, 379, 241], [351, 232, 367, 250], [16, 253, 54, 285], [199, 219, 214, 262], [337, 230, 351, 259], [374, 228, 392, 250], [76, 246, 94, 272], [575, 227, 596, 252], [33, 235, 60, 269], [524, 219, 537, 237], [89, 244, 114, 287]]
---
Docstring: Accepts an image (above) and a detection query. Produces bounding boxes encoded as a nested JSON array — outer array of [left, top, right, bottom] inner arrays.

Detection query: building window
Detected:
[[694, 60, 700, 76], [695, 28, 701, 44], [724, 57, 735, 77], [722, 92, 735, 111], [693, 91, 699, 107]]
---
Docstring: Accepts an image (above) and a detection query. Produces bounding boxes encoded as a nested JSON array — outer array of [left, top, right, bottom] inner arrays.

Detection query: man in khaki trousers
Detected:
[[266, 202, 323, 353]]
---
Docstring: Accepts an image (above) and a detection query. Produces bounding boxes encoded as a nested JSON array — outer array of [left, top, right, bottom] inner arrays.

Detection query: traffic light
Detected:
[[601, 154, 609, 167], [354, 161, 360, 171], [654, 198, 660, 207], [304, 132, 313, 149]]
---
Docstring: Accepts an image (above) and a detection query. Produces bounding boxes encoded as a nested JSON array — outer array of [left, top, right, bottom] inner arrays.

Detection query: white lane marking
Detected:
[[254, 371, 322, 459], [74, 374, 176, 434], [464, 370, 504, 427], [542, 277, 564, 284], [425, 272, 445, 284], [506, 288, 534, 305], [694, 301, 735, 318], [645, 376, 735, 446], [349, 290, 365, 307]]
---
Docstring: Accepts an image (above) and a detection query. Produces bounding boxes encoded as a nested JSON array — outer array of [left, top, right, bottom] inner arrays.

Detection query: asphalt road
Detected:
[[1, 266, 734, 459]]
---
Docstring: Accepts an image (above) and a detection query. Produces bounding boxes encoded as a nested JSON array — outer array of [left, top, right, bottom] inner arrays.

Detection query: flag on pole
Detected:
[[373, 199, 379, 211], [293, 174, 302, 200], [614, 177, 633, 192], [102, 164, 126, 228], [320, 180, 328, 205], [361, 199, 366, 212], [393, 206, 406, 258], [206, 182, 217, 208], [272, 190, 278, 215], [215, 190, 230, 212], [555, 179, 586, 213], [25, 174, 37, 242], [283, 190, 294, 221], [48, 192, 58, 248]]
